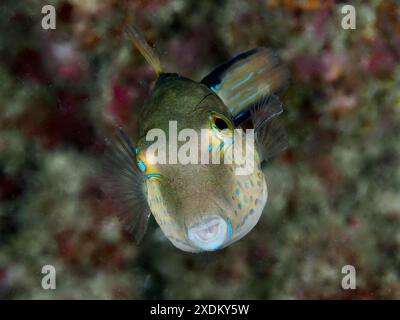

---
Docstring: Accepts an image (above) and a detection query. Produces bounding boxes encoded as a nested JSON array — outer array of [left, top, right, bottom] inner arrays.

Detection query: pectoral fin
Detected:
[[101, 128, 151, 243], [251, 95, 288, 162]]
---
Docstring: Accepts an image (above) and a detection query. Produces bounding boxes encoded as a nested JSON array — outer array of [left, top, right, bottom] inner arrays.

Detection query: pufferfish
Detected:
[[102, 26, 288, 253]]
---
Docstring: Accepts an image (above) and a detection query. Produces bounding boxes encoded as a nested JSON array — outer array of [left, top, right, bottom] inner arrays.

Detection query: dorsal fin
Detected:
[[201, 47, 288, 124], [125, 25, 162, 75]]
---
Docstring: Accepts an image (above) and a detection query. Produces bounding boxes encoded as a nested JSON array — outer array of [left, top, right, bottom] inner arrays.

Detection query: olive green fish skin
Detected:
[[139, 75, 226, 138], [136, 74, 267, 252]]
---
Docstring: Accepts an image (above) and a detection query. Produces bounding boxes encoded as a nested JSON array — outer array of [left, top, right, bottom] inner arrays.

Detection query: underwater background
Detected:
[[0, 0, 399, 299]]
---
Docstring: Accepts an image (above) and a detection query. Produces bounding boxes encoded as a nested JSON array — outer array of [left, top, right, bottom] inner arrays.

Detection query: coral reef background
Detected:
[[0, 0, 399, 299]]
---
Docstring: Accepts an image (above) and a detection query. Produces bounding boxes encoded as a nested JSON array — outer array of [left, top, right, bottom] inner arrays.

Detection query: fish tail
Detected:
[[125, 25, 162, 75]]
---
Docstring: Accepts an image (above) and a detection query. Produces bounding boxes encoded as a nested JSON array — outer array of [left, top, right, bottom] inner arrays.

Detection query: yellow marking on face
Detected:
[[136, 149, 166, 181]]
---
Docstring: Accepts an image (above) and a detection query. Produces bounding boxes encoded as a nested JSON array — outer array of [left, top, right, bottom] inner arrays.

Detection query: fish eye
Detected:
[[208, 112, 234, 134], [214, 117, 229, 130]]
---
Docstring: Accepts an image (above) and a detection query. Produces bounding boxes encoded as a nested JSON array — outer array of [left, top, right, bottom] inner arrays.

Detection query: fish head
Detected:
[[134, 74, 267, 252]]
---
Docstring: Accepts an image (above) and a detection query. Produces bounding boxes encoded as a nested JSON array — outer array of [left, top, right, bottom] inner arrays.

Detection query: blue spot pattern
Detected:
[[227, 218, 233, 240]]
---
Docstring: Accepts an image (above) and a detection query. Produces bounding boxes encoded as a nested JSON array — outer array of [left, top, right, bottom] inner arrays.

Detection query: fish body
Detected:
[[103, 27, 288, 252]]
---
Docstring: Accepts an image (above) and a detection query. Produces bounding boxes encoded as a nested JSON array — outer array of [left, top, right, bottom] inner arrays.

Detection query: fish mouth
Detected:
[[188, 216, 227, 251]]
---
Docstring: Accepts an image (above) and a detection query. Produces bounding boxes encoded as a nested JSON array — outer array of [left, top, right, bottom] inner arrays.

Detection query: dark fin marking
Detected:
[[201, 48, 260, 88], [101, 127, 151, 243], [201, 47, 288, 124]]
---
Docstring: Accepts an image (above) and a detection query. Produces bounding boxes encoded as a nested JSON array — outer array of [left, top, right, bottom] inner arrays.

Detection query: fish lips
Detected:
[[187, 216, 228, 251]]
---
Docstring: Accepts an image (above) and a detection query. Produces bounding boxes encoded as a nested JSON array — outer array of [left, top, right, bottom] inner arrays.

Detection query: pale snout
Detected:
[[187, 216, 228, 251]]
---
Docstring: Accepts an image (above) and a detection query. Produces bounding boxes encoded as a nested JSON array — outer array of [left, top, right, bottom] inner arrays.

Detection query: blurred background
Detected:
[[0, 0, 399, 299]]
